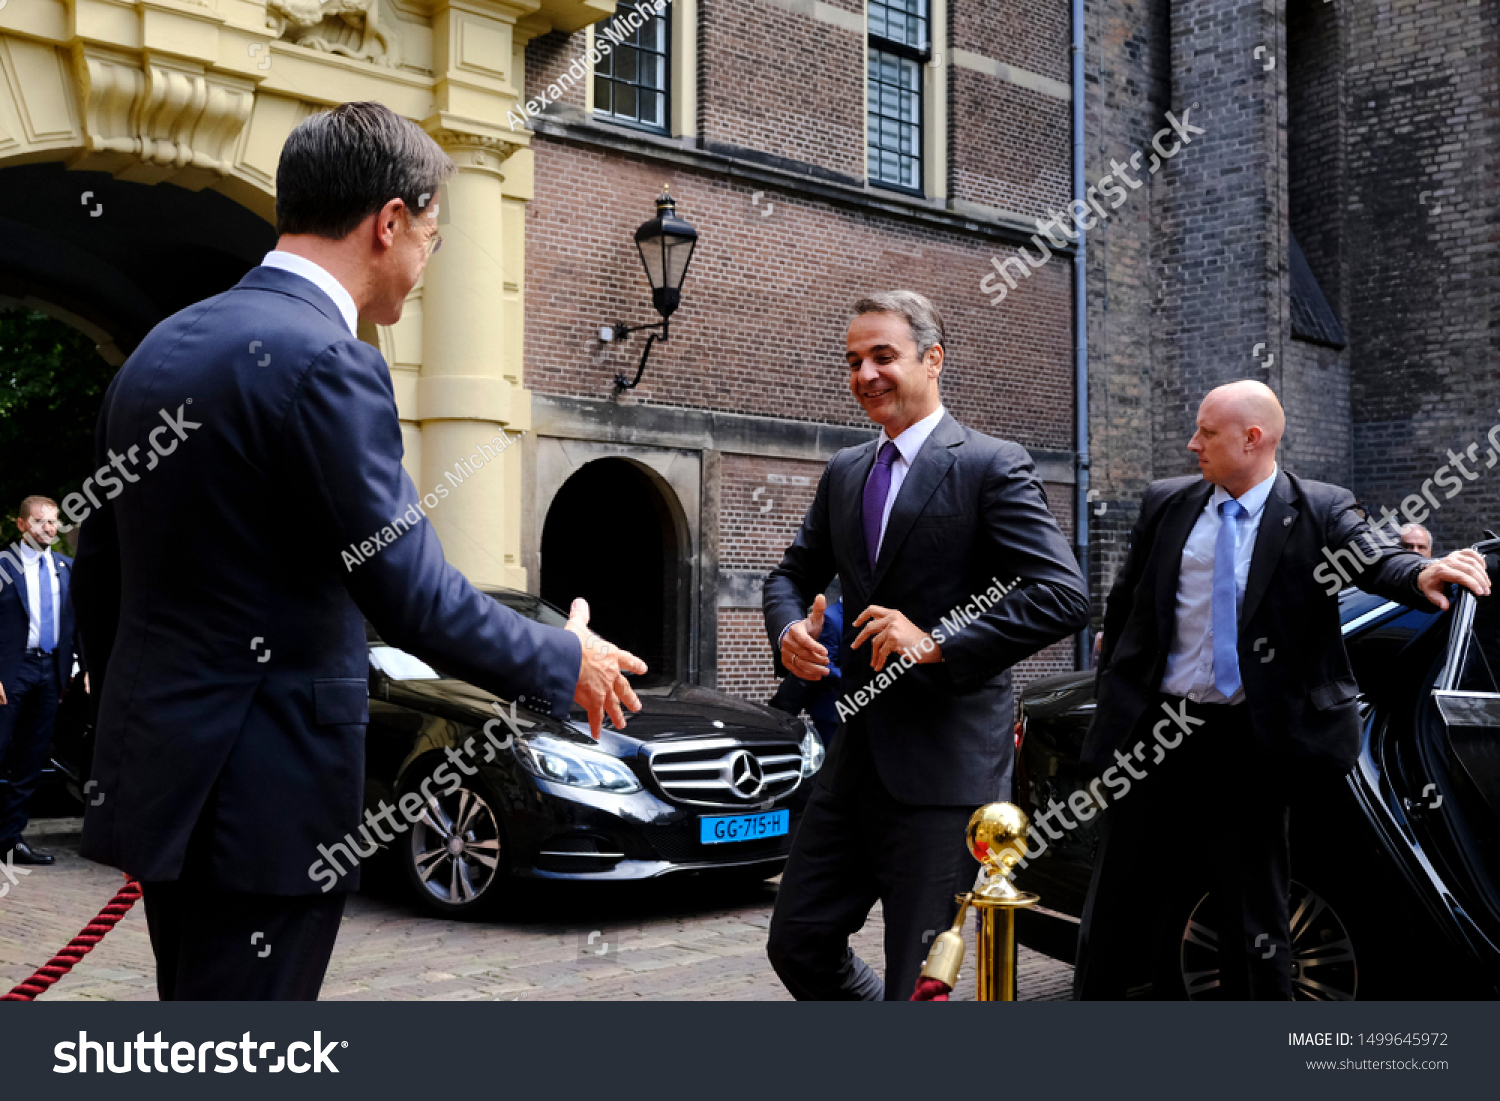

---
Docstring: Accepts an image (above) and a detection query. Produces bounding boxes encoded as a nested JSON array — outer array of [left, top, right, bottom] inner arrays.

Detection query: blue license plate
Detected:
[[699, 809, 789, 844]]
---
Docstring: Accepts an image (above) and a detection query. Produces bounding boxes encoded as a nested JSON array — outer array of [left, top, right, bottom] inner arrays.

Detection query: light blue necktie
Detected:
[[37, 552, 56, 654], [1213, 499, 1244, 698]]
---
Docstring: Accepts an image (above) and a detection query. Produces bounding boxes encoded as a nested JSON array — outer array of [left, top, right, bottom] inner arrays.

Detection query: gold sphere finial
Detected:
[[965, 802, 1033, 900]]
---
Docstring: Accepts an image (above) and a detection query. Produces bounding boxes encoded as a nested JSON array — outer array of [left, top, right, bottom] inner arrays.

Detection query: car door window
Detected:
[[1433, 552, 1500, 816], [1452, 581, 1500, 694]]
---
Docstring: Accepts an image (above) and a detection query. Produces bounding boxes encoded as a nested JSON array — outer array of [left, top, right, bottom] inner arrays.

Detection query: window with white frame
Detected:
[[867, 0, 929, 193]]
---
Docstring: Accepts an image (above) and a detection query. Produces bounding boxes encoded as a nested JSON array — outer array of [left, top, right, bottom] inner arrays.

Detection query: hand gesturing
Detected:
[[566, 598, 648, 739]]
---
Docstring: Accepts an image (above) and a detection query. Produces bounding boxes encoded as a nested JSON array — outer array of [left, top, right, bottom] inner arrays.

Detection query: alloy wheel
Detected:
[[1179, 879, 1358, 1000], [407, 783, 504, 910]]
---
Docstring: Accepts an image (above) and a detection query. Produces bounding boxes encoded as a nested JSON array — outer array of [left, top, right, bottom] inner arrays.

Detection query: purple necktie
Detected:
[[863, 440, 899, 570]]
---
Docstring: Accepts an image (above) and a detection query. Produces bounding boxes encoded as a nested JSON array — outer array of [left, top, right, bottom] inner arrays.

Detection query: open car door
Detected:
[[1425, 548, 1500, 936]]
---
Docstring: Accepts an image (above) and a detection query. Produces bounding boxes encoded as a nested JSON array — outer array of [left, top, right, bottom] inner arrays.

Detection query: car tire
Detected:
[[1174, 878, 1360, 1000], [396, 757, 510, 920]]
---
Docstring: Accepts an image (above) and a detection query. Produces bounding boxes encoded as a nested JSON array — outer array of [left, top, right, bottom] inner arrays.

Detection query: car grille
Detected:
[[645, 737, 804, 807]]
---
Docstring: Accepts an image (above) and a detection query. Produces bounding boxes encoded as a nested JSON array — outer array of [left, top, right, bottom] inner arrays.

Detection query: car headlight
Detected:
[[513, 733, 642, 794], [799, 720, 825, 777]]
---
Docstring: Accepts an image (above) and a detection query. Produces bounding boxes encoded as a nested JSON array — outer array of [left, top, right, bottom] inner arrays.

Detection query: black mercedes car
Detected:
[[49, 588, 823, 919], [1013, 538, 1500, 1000]]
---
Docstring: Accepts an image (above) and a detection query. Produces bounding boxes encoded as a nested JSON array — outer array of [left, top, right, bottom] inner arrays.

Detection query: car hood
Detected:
[[385, 672, 802, 743]]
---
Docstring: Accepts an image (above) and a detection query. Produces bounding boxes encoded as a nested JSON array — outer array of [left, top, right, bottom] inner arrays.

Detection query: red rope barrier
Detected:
[[3, 875, 142, 1001]]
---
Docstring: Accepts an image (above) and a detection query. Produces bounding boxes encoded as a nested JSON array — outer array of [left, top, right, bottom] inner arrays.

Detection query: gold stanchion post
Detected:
[[966, 803, 1040, 1001], [917, 802, 1039, 1001]]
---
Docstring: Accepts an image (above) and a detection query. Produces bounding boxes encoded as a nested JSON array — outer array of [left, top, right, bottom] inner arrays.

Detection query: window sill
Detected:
[[522, 110, 1051, 248]]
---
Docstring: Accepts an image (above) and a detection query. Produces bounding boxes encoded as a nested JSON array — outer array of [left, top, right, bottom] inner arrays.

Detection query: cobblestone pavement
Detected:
[[1, 818, 1073, 1002]]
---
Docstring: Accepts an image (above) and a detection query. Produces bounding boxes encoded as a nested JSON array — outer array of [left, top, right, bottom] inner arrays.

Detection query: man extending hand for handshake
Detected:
[[73, 103, 644, 1001]]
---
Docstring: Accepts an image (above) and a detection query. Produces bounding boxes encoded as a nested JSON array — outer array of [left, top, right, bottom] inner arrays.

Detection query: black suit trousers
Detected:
[[767, 733, 978, 1001], [140, 783, 345, 1001], [1073, 697, 1292, 1000], [0, 652, 60, 851]]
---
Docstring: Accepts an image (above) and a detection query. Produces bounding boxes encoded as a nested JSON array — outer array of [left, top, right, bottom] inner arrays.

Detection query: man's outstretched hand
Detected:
[[566, 598, 648, 739], [1417, 547, 1492, 610]]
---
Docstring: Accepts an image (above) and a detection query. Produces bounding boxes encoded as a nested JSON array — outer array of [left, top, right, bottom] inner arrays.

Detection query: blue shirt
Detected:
[[1159, 465, 1279, 705]]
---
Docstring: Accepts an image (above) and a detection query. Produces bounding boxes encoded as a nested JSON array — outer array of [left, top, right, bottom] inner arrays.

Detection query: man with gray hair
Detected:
[[763, 290, 1089, 999], [1399, 523, 1433, 557], [74, 102, 645, 999]]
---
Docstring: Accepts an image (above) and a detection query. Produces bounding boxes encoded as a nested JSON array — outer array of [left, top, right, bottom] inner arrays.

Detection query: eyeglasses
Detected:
[[406, 208, 443, 257]]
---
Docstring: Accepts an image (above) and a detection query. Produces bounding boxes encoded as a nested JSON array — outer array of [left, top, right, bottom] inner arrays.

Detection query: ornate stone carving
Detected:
[[426, 128, 526, 165], [73, 49, 254, 173], [266, 0, 402, 68]]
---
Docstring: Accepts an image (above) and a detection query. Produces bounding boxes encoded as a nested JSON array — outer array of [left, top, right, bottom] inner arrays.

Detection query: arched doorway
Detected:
[[540, 458, 685, 679], [0, 163, 278, 518]]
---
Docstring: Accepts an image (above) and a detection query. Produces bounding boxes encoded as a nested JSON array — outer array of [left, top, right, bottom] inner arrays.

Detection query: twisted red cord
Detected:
[[2, 875, 142, 1001]]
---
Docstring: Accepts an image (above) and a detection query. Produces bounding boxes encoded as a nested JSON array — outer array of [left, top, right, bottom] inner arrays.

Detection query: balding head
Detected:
[[1399, 523, 1433, 557], [1188, 380, 1284, 497]]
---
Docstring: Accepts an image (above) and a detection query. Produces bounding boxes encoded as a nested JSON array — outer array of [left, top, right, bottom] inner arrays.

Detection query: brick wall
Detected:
[[524, 142, 1076, 449], [1081, 0, 1173, 614], [698, 0, 865, 178], [1344, 0, 1500, 554], [949, 0, 1072, 214], [521, 0, 1084, 708]]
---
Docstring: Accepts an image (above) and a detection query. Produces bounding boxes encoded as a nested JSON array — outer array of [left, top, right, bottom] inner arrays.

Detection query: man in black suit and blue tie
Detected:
[[1074, 380, 1490, 998], [763, 291, 1090, 1000], [73, 102, 646, 1000], [0, 495, 80, 869]]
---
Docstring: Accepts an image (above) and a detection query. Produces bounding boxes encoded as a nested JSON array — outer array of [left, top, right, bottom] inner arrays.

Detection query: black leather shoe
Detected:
[[8, 839, 55, 865]]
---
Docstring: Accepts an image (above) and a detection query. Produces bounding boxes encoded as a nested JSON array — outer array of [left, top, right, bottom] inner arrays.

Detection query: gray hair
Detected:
[[852, 290, 946, 360], [276, 102, 454, 239]]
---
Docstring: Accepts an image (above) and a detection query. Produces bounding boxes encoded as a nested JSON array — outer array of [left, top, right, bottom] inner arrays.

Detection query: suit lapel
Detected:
[[1154, 480, 1213, 644], [1239, 471, 1298, 629], [870, 414, 961, 592], [9, 542, 31, 619]]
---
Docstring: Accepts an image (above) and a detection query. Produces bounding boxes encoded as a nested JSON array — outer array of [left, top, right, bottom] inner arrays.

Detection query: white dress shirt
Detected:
[[18, 541, 60, 651], [776, 404, 947, 650], [869, 403, 947, 561], [1159, 465, 1279, 705], [260, 250, 359, 336]]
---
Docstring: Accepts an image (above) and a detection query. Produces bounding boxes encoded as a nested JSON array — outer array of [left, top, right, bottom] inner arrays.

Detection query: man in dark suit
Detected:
[[763, 290, 1090, 1000], [72, 102, 646, 1001], [0, 496, 80, 868], [1074, 380, 1489, 999]]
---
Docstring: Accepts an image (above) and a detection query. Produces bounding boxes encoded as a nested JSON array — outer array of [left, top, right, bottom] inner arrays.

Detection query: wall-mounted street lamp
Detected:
[[601, 187, 698, 395]]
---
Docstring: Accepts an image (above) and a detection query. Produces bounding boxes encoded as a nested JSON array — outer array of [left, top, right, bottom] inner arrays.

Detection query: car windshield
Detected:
[[367, 589, 569, 680]]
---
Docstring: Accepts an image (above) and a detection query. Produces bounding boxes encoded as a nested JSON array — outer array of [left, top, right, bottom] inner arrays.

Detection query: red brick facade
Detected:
[[520, 0, 1083, 712]]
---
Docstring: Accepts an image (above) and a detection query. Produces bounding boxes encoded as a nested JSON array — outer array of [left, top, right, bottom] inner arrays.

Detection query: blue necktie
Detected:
[[1213, 499, 1245, 698], [37, 552, 55, 654], [862, 441, 899, 571]]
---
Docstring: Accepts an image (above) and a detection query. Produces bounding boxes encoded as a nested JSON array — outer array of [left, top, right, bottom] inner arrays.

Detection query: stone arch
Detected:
[[537, 450, 697, 681]]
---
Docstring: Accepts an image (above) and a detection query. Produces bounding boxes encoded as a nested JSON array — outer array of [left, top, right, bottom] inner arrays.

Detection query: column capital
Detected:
[[422, 116, 525, 170]]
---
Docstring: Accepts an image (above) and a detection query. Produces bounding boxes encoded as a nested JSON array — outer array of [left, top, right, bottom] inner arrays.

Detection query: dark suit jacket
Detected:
[[763, 412, 1090, 805], [1082, 470, 1430, 780], [0, 544, 77, 694], [73, 266, 582, 895]]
